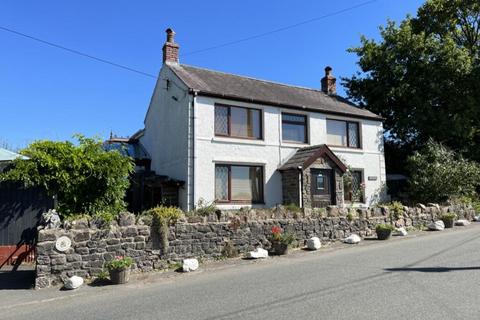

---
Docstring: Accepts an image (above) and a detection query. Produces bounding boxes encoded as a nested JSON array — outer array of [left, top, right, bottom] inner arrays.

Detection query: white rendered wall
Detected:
[[141, 66, 386, 210], [194, 96, 386, 209], [141, 65, 190, 209]]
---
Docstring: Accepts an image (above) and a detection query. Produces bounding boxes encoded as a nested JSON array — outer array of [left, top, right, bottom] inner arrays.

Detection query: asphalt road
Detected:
[[2, 225, 480, 320]]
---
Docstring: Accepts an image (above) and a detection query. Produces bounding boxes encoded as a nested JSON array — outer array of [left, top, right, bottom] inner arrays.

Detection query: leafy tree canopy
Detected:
[[344, 0, 480, 166], [407, 139, 480, 203], [0, 135, 134, 217]]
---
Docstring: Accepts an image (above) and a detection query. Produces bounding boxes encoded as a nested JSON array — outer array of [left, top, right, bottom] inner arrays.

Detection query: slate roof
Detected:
[[279, 144, 347, 172], [0, 148, 28, 162], [168, 64, 382, 121]]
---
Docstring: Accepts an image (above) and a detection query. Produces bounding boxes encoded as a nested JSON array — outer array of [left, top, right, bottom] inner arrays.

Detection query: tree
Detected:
[[0, 135, 134, 217], [407, 140, 480, 203], [343, 0, 480, 170]]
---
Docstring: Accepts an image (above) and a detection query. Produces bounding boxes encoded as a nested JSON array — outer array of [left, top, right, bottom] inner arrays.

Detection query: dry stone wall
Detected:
[[35, 204, 475, 288]]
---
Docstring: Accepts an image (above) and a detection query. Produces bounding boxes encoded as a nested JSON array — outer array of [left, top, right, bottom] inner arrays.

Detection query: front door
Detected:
[[310, 169, 335, 208]]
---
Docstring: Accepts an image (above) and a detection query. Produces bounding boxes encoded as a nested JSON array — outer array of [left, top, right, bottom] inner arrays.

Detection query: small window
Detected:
[[316, 174, 325, 190], [348, 122, 359, 147], [327, 119, 360, 148], [215, 166, 229, 201], [282, 113, 307, 143], [214, 104, 262, 139], [215, 164, 264, 203], [214, 105, 229, 136], [344, 170, 364, 203]]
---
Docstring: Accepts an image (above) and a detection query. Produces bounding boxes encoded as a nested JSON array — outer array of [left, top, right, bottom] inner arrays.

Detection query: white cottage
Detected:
[[140, 28, 387, 211]]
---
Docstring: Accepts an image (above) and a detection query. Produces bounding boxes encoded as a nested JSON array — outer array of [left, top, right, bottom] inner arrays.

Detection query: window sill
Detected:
[[281, 141, 310, 148], [344, 201, 366, 207], [211, 136, 266, 145], [329, 146, 364, 153], [216, 201, 265, 205]]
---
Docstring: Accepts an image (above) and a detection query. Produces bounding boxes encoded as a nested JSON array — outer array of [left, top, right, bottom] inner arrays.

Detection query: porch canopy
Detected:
[[279, 144, 347, 208]]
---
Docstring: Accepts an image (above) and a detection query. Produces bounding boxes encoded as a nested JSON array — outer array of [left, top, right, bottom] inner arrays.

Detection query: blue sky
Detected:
[[1, 0, 424, 149]]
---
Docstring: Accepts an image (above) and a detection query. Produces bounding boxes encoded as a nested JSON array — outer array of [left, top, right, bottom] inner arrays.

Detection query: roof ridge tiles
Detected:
[[167, 63, 382, 120], [178, 63, 330, 95]]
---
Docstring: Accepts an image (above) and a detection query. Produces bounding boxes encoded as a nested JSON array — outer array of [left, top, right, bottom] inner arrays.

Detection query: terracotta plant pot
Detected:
[[376, 229, 392, 240], [271, 242, 289, 255], [442, 219, 454, 228], [109, 268, 130, 284]]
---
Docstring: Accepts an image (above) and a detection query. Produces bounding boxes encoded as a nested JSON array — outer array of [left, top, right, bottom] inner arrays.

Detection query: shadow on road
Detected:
[[0, 270, 35, 289], [385, 266, 480, 273]]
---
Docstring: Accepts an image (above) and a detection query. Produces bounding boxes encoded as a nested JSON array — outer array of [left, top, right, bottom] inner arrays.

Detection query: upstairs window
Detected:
[[282, 113, 308, 143], [214, 104, 262, 139], [326, 119, 360, 148]]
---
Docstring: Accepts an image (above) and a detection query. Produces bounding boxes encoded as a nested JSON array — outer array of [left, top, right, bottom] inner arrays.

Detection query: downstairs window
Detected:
[[215, 164, 264, 203], [344, 170, 364, 203]]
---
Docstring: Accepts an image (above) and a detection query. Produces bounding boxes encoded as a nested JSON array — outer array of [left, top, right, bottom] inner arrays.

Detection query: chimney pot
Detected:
[[166, 28, 176, 43], [163, 27, 179, 64], [321, 66, 336, 95]]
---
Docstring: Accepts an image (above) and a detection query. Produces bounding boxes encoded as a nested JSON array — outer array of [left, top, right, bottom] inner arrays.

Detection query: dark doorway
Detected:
[[310, 169, 335, 207], [126, 172, 184, 213]]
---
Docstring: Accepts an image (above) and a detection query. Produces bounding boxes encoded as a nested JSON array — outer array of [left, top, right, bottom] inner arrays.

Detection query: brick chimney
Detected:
[[321, 66, 336, 95], [162, 28, 179, 64]]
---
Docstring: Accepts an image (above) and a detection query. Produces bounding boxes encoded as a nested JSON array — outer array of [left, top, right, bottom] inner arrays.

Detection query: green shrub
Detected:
[[408, 140, 480, 203], [192, 198, 217, 216], [0, 135, 134, 218], [94, 210, 116, 224], [375, 224, 395, 233], [64, 213, 91, 222], [104, 256, 133, 271], [313, 207, 327, 218], [96, 269, 109, 280], [473, 201, 480, 214], [148, 206, 182, 226], [346, 212, 354, 221], [136, 211, 154, 226], [452, 196, 480, 213], [148, 206, 182, 256], [284, 203, 302, 213], [387, 201, 404, 219], [271, 226, 295, 245], [167, 261, 183, 271], [346, 207, 358, 221], [439, 213, 456, 222]]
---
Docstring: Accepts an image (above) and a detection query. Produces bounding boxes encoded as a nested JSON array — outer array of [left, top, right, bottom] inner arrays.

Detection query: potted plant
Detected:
[[439, 213, 456, 228], [375, 224, 395, 240], [270, 226, 295, 255], [105, 256, 134, 284]]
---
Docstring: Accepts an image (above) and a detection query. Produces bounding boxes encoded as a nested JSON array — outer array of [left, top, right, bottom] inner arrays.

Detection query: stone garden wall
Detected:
[[35, 204, 475, 288]]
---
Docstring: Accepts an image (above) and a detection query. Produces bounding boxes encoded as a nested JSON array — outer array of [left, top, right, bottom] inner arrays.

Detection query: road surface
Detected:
[[2, 225, 480, 320]]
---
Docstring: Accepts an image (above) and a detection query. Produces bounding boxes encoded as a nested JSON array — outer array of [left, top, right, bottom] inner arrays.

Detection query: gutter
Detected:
[[186, 92, 194, 211], [191, 90, 384, 122], [186, 90, 198, 211], [192, 90, 198, 211]]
